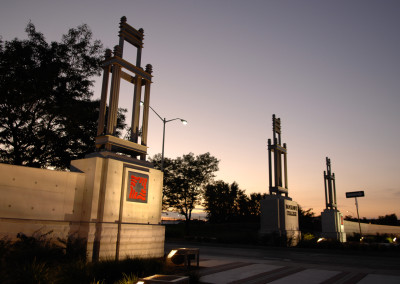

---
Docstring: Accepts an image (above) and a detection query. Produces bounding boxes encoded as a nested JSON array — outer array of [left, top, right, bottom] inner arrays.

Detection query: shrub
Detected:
[[0, 232, 167, 283]]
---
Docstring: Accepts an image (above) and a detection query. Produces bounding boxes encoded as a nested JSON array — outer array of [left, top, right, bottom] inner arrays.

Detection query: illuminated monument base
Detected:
[[321, 209, 346, 242], [71, 154, 165, 261], [260, 195, 301, 246], [0, 155, 165, 262]]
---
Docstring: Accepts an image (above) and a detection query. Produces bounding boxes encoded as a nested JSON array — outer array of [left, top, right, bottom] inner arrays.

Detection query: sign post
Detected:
[[346, 191, 365, 240]]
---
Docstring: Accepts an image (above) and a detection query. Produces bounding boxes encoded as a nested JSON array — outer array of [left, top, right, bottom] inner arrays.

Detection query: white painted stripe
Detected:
[[357, 274, 400, 284], [200, 259, 234, 267], [200, 263, 283, 284], [269, 269, 340, 284]]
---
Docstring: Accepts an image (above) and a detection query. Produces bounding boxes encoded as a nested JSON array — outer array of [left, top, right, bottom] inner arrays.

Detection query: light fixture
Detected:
[[139, 100, 187, 171]]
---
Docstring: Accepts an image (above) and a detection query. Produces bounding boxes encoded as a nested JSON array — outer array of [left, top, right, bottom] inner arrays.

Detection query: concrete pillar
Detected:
[[106, 46, 122, 136], [97, 50, 112, 136], [130, 76, 142, 143]]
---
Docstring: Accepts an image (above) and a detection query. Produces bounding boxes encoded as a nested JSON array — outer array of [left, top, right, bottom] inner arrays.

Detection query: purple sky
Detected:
[[1, 0, 399, 218]]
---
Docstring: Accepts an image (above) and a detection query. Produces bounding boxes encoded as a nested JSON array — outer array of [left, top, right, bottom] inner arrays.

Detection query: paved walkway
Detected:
[[197, 257, 400, 284], [165, 242, 400, 284]]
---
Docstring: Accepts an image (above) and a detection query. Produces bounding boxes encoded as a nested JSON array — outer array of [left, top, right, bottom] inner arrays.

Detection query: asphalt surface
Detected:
[[165, 241, 400, 283]]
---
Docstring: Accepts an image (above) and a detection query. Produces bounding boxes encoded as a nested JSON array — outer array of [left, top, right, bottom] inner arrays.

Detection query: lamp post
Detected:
[[345, 191, 365, 241], [144, 102, 187, 171], [355, 197, 362, 240]]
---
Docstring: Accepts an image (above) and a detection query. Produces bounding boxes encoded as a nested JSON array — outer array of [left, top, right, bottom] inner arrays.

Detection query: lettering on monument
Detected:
[[285, 204, 298, 216], [127, 171, 149, 203], [286, 204, 297, 211]]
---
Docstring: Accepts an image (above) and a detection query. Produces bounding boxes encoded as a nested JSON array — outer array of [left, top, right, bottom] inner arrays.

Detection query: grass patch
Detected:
[[296, 233, 400, 255]]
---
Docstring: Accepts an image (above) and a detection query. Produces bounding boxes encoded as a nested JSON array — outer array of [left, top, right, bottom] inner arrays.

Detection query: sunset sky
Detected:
[[1, 0, 399, 219]]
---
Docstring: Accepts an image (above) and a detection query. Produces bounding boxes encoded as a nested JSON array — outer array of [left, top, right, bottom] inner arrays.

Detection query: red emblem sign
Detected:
[[127, 171, 149, 203]]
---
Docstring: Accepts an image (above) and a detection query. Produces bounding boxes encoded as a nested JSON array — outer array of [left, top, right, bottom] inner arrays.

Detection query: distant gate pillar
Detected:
[[260, 114, 300, 245], [321, 157, 346, 242]]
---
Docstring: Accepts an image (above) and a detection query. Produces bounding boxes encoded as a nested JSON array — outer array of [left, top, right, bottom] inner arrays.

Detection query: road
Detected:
[[165, 241, 400, 283]]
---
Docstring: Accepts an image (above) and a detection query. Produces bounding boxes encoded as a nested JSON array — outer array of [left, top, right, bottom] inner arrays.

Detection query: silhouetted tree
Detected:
[[344, 214, 400, 225], [150, 152, 219, 225], [235, 189, 250, 220], [203, 181, 242, 223], [376, 214, 398, 226], [203, 181, 267, 223], [298, 206, 321, 234], [0, 22, 126, 169], [248, 192, 268, 218]]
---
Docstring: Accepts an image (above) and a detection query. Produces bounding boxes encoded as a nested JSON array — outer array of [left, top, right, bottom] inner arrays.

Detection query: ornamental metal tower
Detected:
[[96, 16, 153, 161], [268, 114, 288, 197], [324, 157, 337, 209]]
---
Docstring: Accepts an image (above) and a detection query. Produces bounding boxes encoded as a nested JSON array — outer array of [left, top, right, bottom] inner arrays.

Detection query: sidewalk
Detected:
[[196, 256, 400, 284]]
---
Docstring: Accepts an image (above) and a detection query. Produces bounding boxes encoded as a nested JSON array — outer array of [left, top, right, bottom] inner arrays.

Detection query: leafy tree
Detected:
[[247, 192, 268, 218], [151, 152, 219, 224], [298, 206, 320, 233], [235, 188, 251, 219], [0, 22, 125, 169], [151, 154, 174, 211], [203, 181, 267, 223], [203, 181, 241, 223]]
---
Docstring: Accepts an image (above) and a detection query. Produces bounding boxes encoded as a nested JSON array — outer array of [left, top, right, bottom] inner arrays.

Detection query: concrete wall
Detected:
[[0, 156, 165, 261], [344, 220, 400, 236], [0, 163, 86, 239], [71, 157, 163, 226]]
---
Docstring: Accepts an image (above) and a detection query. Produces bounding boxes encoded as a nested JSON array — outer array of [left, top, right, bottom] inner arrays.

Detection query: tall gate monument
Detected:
[[320, 157, 346, 242], [260, 115, 300, 244], [70, 16, 164, 261]]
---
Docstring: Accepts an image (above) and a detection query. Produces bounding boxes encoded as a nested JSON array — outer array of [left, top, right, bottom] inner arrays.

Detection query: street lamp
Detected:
[[142, 101, 187, 171]]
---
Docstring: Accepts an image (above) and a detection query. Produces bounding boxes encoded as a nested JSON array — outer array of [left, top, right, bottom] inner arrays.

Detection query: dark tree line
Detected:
[[298, 206, 321, 234], [151, 152, 219, 223], [203, 181, 267, 223], [152, 152, 325, 227], [151, 152, 268, 224], [345, 213, 399, 226]]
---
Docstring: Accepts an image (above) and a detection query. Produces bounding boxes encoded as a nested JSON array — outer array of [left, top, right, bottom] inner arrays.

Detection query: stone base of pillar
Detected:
[[260, 195, 301, 246], [71, 155, 164, 261], [321, 209, 346, 242]]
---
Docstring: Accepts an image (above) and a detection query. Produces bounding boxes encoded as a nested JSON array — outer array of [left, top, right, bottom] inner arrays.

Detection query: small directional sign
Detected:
[[346, 191, 365, 198]]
